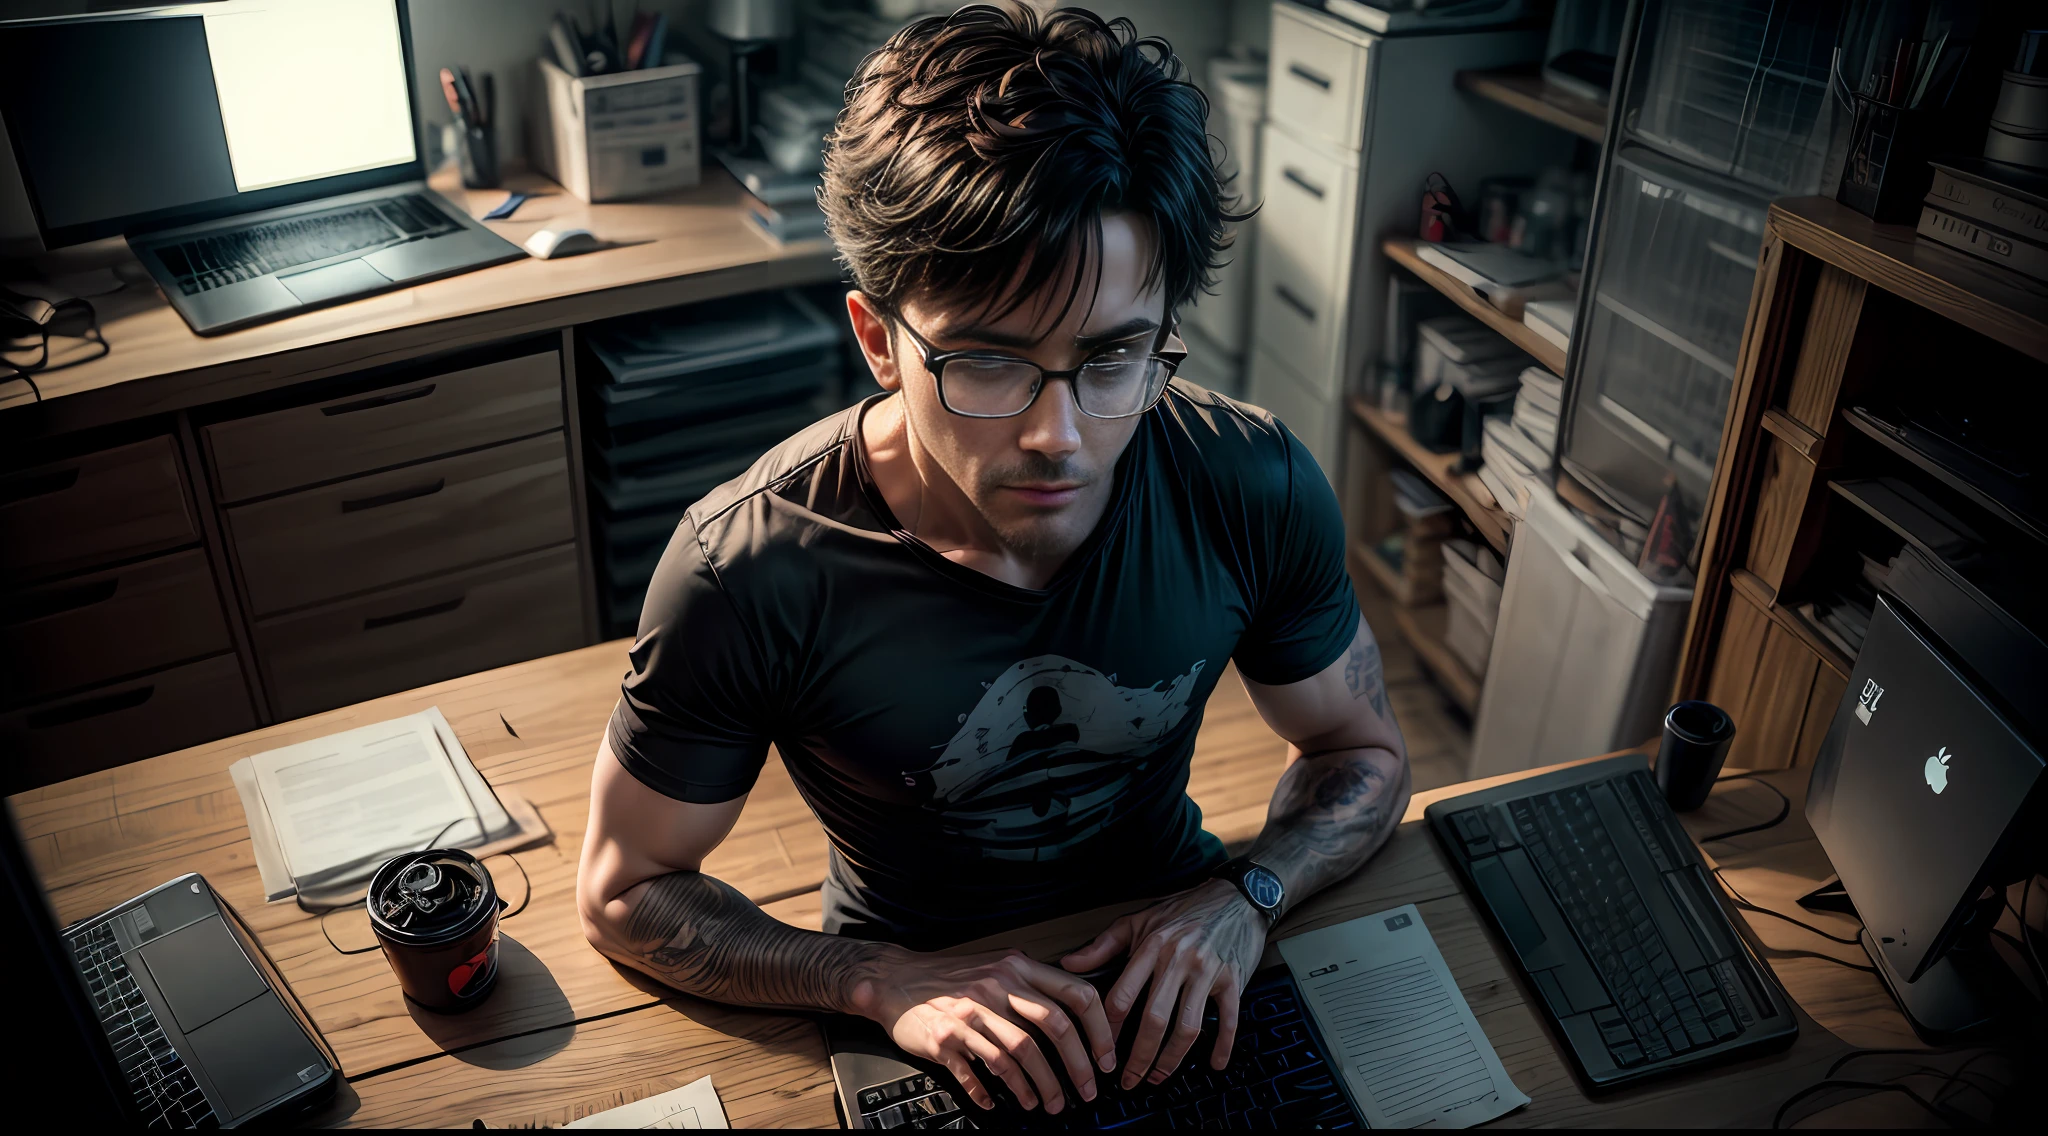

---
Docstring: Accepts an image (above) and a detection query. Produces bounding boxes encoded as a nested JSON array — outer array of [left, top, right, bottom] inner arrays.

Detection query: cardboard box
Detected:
[[532, 57, 701, 202]]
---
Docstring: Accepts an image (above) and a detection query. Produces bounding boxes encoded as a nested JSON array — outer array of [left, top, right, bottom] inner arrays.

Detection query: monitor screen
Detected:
[[0, 0, 418, 247]]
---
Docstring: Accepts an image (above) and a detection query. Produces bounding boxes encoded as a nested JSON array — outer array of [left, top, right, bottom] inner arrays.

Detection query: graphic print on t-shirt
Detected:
[[905, 655, 1206, 862]]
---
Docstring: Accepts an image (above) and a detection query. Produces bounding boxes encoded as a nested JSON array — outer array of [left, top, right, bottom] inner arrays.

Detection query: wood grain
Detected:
[[1743, 433, 1821, 594], [1731, 568, 1852, 681], [1793, 665, 1848, 769], [1347, 396, 1512, 555], [1759, 408, 1824, 461], [1726, 622, 1822, 772], [1453, 68, 1607, 143], [1704, 582, 1772, 732], [1381, 239, 1569, 376], [0, 168, 842, 436], [1780, 263, 1868, 434]]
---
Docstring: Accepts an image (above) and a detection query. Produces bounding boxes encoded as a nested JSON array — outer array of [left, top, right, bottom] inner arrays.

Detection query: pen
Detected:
[[439, 66, 470, 127], [479, 73, 494, 128], [453, 66, 480, 129]]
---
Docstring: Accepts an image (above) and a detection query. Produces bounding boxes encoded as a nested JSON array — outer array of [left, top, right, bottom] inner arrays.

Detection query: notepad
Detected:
[[564, 1075, 729, 1129], [1278, 904, 1528, 1128]]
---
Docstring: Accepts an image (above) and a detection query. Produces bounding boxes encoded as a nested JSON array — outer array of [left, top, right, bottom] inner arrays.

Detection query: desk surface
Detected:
[[1, 168, 841, 434], [8, 642, 1973, 1128]]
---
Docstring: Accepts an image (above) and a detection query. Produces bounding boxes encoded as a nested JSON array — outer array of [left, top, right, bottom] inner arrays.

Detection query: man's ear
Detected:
[[846, 291, 902, 392]]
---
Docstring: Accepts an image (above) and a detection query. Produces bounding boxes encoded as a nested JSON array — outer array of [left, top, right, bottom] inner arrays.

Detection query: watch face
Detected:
[[1244, 866, 1284, 909]]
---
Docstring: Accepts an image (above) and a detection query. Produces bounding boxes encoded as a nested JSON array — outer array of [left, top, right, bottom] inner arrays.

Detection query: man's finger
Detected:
[[1209, 977, 1241, 1071], [1151, 963, 1217, 1081], [1121, 957, 1191, 1089], [971, 1005, 1066, 1114], [956, 1016, 1038, 1111], [1060, 916, 1134, 972], [1007, 990, 1097, 1102], [941, 1053, 993, 1111], [1030, 965, 1117, 1073], [1103, 939, 1161, 1030]]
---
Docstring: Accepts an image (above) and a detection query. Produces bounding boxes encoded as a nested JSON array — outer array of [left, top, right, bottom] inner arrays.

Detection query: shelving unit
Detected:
[[1382, 238, 1569, 375], [1392, 603, 1481, 715], [1455, 67, 1608, 144], [1347, 396, 1512, 555]]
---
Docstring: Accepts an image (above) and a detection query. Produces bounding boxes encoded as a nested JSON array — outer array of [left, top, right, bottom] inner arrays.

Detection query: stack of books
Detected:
[[1916, 158, 2048, 283], [1475, 366, 1563, 521], [718, 151, 828, 245]]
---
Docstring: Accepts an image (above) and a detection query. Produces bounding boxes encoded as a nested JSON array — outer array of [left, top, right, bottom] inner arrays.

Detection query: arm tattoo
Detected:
[[1343, 627, 1393, 723], [618, 870, 889, 1013]]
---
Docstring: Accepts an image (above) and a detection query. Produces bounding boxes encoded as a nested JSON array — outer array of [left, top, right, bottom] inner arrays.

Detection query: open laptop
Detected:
[[2, 805, 338, 1127], [0, 0, 523, 336]]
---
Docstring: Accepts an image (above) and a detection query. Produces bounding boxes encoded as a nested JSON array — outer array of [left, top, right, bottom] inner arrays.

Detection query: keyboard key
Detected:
[[1687, 969, 1717, 997], [1610, 1042, 1645, 1067], [1708, 1014, 1740, 1041], [1662, 1025, 1692, 1053]]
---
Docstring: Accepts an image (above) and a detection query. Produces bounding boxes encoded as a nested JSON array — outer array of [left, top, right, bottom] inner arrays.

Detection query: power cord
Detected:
[[1698, 773, 1793, 844], [1711, 866, 1863, 946], [1773, 1047, 2012, 1128]]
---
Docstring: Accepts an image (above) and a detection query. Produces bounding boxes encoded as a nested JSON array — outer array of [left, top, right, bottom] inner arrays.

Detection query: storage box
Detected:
[[532, 57, 701, 202]]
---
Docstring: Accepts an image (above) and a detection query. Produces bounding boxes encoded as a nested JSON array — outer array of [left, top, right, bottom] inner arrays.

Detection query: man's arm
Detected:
[[577, 736, 1117, 1113], [1061, 614, 1410, 1088]]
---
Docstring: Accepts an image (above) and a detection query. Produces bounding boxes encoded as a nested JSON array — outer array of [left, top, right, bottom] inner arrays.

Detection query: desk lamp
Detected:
[[711, 0, 794, 156]]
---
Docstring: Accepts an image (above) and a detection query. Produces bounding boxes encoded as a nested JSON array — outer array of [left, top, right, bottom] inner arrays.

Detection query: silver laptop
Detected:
[[0, 0, 523, 336]]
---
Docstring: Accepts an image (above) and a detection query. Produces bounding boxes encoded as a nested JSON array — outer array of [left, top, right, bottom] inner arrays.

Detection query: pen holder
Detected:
[[458, 124, 500, 190], [1836, 95, 1939, 223]]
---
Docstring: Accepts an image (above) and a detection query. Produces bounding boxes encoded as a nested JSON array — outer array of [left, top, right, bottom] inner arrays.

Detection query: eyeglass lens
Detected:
[[940, 355, 1168, 418]]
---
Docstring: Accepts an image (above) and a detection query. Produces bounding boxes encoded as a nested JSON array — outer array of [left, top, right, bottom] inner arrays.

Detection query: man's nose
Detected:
[[1017, 377, 1084, 462]]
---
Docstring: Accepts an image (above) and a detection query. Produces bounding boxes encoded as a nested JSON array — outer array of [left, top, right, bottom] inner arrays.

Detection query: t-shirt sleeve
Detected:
[[1231, 421, 1362, 687], [604, 519, 775, 803]]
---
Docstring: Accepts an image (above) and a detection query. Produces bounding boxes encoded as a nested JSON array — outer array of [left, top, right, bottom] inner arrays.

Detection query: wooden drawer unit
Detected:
[[1, 653, 256, 792], [1, 549, 231, 707], [1269, 5, 1371, 153], [204, 351, 565, 503], [0, 436, 197, 585], [254, 544, 584, 720], [227, 432, 574, 616]]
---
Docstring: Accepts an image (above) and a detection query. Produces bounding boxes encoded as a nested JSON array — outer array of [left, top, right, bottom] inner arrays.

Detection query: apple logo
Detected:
[[1923, 747, 1952, 794]]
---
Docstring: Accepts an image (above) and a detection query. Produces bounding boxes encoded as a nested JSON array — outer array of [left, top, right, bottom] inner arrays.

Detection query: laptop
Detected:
[[826, 964, 1363, 1130], [0, 0, 523, 336], [1426, 755, 1800, 1090], [2, 803, 338, 1127]]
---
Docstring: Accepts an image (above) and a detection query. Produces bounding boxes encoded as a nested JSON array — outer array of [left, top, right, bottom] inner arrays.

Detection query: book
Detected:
[[1485, 414, 1553, 472], [1916, 204, 2048, 283], [1517, 365, 1564, 402], [1522, 298, 1574, 351], [1925, 157, 2048, 245], [1416, 242, 1563, 290]]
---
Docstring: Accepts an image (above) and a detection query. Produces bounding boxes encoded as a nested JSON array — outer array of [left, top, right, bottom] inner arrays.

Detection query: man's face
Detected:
[[860, 211, 1167, 563]]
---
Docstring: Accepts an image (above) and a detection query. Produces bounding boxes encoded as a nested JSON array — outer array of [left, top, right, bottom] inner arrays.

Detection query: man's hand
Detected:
[[855, 949, 1117, 1113], [1057, 879, 1268, 1088]]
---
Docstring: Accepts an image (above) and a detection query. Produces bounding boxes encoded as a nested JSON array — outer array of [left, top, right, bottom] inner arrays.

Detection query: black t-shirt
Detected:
[[607, 381, 1359, 949]]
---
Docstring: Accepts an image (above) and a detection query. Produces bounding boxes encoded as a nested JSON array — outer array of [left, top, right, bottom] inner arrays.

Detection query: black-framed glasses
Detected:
[[895, 315, 1185, 420]]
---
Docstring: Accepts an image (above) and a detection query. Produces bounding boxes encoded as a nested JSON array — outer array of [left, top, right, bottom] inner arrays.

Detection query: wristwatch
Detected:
[[1214, 856, 1285, 925]]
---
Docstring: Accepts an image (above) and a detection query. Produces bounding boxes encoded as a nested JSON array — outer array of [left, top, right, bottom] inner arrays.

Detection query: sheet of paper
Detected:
[[564, 1075, 729, 1129], [1278, 904, 1529, 1129], [252, 713, 479, 888], [229, 758, 295, 901]]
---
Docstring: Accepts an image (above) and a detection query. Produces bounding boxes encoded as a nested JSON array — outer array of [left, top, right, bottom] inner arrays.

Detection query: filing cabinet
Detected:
[[2, 654, 256, 790], [0, 436, 198, 585]]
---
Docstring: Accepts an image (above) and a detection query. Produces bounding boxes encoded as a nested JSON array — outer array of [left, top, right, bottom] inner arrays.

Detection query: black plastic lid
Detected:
[[366, 849, 496, 947]]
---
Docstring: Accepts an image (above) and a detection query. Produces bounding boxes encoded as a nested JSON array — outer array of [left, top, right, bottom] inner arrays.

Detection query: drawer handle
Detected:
[[340, 477, 446, 513], [321, 383, 436, 416], [1287, 63, 1333, 91], [27, 684, 154, 730], [1282, 168, 1326, 199], [363, 595, 465, 630], [0, 579, 118, 626], [1275, 284, 1318, 322], [0, 467, 81, 506]]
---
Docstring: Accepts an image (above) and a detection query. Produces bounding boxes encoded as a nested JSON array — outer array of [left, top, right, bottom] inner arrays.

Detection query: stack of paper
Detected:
[[565, 1075, 729, 1129], [1522, 298, 1574, 351], [1473, 366, 1565, 520], [230, 709, 518, 903]]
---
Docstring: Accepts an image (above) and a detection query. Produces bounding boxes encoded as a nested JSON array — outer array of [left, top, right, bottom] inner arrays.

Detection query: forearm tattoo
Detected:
[[1253, 620, 1412, 911], [618, 870, 889, 1013]]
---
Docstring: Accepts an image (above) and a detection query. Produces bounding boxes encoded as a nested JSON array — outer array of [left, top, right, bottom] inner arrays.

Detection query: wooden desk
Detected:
[[2, 167, 840, 434], [8, 644, 1982, 1128]]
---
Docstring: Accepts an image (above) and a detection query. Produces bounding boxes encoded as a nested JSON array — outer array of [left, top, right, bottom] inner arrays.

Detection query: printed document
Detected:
[[1278, 904, 1529, 1128], [565, 1075, 729, 1129]]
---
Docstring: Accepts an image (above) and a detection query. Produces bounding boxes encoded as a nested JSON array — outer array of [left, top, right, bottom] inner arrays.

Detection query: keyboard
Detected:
[[70, 922, 218, 1129], [153, 195, 455, 295], [1428, 760, 1797, 1090], [851, 968, 1358, 1130]]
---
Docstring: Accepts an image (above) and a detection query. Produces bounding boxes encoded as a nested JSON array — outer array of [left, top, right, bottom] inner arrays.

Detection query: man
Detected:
[[577, 3, 1411, 1116]]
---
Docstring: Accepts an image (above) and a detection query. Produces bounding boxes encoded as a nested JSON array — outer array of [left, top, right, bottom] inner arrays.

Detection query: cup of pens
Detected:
[[1836, 32, 1965, 223], [441, 65, 500, 189]]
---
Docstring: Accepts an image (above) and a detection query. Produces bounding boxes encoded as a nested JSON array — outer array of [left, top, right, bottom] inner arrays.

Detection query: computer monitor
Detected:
[[1805, 565, 2048, 1040], [0, 0, 421, 249]]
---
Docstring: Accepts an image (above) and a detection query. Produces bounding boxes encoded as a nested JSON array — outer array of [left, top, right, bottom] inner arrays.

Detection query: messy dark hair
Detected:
[[820, 2, 1248, 327]]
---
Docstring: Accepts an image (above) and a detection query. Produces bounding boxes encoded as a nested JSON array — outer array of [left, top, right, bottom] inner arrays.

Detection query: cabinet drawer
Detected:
[[1, 653, 256, 792], [1247, 348, 1340, 484], [1, 548, 231, 707], [228, 432, 574, 616], [206, 351, 564, 504], [255, 544, 584, 720], [0, 436, 196, 585], [1269, 7, 1370, 152]]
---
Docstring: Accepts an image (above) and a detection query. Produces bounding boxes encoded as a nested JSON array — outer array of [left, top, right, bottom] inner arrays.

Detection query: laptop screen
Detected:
[[0, 0, 419, 247]]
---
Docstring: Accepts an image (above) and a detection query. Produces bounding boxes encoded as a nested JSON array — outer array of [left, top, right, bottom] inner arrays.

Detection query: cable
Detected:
[[1771, 1079, 1978, 1129], [2, 363, 38, 402], [1713, 866, 1863, 946], [1698, 773, 1792, 844]]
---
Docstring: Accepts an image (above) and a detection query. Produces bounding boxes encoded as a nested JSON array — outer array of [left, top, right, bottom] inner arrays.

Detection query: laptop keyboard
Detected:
[[71, 922, 219, 1129], [854, 970, 1357, 1130], [1513, 785, 1750, 1066], [155, 195, 455, 296]]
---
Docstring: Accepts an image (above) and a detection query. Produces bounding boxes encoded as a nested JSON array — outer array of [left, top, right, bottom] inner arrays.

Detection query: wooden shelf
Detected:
[[1382, 238, 1570, 375], [1730, 568, 1854, 679], [1770, 196, 2048, 365], [1392, 603, 1482, 715], [1348, 396, 1513, 555], [1455, 67, 1607, 143]]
